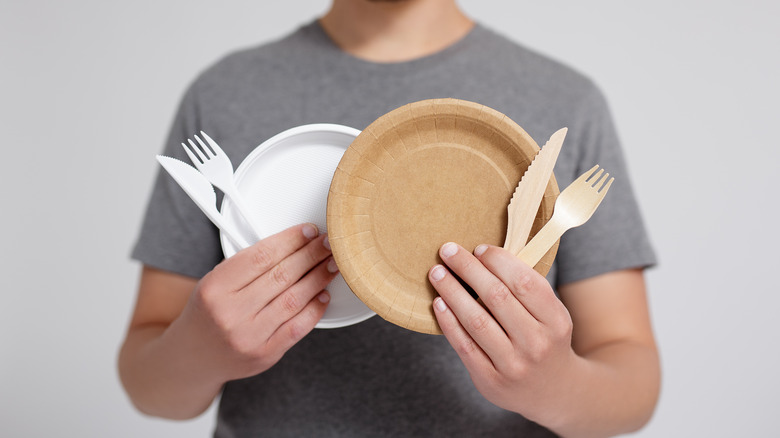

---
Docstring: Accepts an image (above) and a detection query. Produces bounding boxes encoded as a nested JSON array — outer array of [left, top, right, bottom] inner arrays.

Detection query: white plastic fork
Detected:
[[182, 131, 261, 241], [516, 165, 614, 267], [156, 156, 250, 249]]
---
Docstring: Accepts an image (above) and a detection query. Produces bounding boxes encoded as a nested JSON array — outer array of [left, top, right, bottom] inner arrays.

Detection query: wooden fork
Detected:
[[516, 165, 614, 267]]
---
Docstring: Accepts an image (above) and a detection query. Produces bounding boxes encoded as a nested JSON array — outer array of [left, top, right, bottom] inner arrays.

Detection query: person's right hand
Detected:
[[172, 223, 337, 382]]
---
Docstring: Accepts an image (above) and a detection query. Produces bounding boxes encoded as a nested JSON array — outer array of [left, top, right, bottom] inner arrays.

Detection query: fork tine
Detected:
[[188, 139, 208, 162], [194, 135, 214, 157], [599, 176, 615, 194], [182, 142, 202, 165], [588, 168, 605, 187], [575, 165, 600, 183], [200, 131, 226, 156], [594, 172, 610, 191]]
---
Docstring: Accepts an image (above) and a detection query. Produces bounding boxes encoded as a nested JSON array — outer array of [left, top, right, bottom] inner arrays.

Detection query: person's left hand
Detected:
[[429, 242, 579, 421]]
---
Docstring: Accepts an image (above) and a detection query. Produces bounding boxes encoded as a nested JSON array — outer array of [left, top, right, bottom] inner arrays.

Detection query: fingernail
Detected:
[[430, 265, 447, 281], [440, 242, 458, 258], [303, 224, 318, 239], [474, 244, 488, 257], [327, 258, 339, 273], [318, 292, 330, 303], [323, 235, 331, 250], [433, 297, 448, 312]]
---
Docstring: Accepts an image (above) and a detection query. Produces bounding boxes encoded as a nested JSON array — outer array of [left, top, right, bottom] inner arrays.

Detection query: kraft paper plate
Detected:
[[327, 99, 559, 335]]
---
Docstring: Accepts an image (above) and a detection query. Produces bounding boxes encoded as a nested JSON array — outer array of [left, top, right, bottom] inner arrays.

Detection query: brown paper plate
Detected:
[[327, 98, 559, 334]]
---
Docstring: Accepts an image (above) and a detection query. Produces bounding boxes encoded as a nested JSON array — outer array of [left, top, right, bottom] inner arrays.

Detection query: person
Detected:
[[119, 1, 660, 436]]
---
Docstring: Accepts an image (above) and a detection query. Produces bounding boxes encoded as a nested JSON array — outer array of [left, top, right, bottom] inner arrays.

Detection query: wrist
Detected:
[[516, 348, 588, 432], [119, 318, 225, 420], [531, 342, 660, 438], [534, 352, 595, 437], [171, 305, 235, 377]]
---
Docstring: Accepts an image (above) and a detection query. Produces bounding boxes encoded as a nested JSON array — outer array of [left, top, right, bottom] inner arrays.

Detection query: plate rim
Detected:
[[327, 99, 560, 335], [219, 123, 376, 329]]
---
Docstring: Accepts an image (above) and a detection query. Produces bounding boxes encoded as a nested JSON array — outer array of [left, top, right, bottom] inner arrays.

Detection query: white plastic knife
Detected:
[[503, 127, 567, 255], [156, 155, 250, 250]]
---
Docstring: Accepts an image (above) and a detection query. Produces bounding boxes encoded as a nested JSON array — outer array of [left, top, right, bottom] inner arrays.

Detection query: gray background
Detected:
[[2, 0, 778, 436]]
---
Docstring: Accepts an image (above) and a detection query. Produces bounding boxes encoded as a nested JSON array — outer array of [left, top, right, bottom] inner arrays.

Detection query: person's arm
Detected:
[[118, 224, 337, 419], [429, 243, 659, 438], [554, 267, 660, 436]]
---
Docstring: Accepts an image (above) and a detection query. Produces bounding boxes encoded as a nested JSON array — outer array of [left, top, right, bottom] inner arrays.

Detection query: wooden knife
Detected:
[[503, 127, 567, 255]]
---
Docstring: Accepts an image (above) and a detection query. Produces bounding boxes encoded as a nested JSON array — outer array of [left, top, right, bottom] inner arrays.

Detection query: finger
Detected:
[[475, 244, 566, 325], [256, 256, 339, 333], [438, 242, 536, 337], [432, 296, 494, 374], [428, 258, 511, 361], [242, 234, 333, 311], [264, 290, 330, 361], [211, 223, 322, 292]]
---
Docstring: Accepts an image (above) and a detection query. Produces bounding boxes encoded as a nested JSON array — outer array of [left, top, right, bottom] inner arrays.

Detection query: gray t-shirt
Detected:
[[133, 20, 656, 438]]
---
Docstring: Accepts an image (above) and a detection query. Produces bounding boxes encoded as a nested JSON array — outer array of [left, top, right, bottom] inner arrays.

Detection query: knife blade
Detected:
[[157, 155, 250, 249], [503, 127, 567, 255]]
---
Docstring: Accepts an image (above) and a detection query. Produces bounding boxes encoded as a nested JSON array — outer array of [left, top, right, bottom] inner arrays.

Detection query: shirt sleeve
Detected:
[[130, 79, 225, 278], [552, 85, 657, 287]]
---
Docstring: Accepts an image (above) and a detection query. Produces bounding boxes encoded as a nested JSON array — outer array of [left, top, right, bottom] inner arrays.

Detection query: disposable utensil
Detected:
[[516, 165, 614, 267], [156, 155, 250, 249], [504, 127, 567, 254], [182, 131, 261, 241]]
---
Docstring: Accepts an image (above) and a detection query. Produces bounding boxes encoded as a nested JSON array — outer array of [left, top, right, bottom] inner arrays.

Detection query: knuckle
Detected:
[[194, 280, 225, 319], [270, 263, 291, 287], [285, 318, 312, 345], [194, 279, 217, 306], [509, 270, 534, 297], [526, 337, 552, 363], [250, 244, 275, 271], [280, 292, 300, 315], [455, 336, 480, 358], [554, 313, 574, 340], [485, 281, 513, 306], [211, 311, 233, 334], [280, 304, 320, 347], [287, 323, 306, 344], [304, 302, 325, 328], [502, 359, 529, 380], [304, 244, 321, 266], [467, 312, 491, 334], [256, 351, 282, 372], [249, 342, 280, 372], [226, 330, 258, 358]]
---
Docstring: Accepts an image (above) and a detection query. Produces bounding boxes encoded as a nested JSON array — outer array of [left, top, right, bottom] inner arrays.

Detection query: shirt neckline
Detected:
[[300, 19, 485, 76]]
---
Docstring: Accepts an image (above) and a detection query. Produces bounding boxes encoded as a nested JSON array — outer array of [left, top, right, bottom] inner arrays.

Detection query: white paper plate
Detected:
[[220, 124, 376, 328]]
